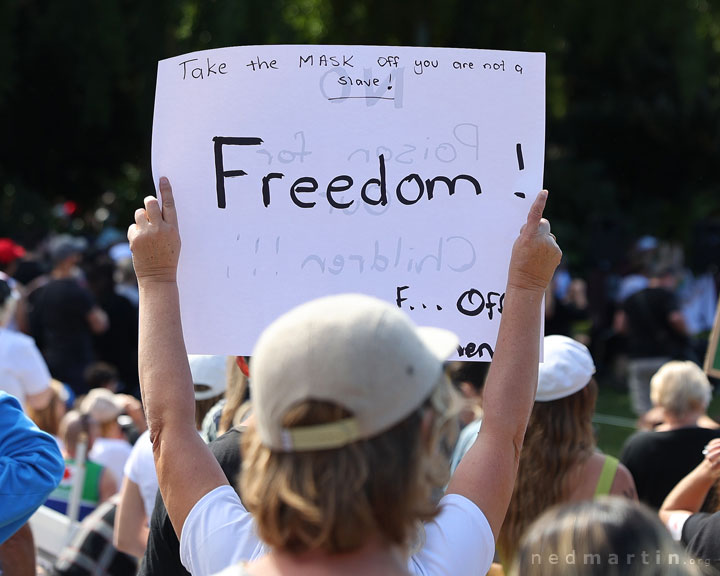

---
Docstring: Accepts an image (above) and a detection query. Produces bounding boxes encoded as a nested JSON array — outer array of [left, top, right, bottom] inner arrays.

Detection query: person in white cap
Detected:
[[496, 334, 637, 567], [80, 388, 144, 483], [128, 178, 561, 576]]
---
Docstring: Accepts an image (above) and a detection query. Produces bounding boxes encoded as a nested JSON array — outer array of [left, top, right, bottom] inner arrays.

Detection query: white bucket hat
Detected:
[[188, 355, 227, 400], [536, 335, 596, 402]]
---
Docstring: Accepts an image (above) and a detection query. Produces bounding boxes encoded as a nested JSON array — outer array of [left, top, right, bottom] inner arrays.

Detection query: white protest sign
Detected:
[[152, 45, 545, 359]]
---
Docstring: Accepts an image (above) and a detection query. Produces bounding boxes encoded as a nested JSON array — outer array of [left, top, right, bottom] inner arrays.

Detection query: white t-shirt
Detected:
[[0, 328, 51, 406], [123, 430, 158, 518], [88, 436, 132, 487], [180, 486, 494, 576]]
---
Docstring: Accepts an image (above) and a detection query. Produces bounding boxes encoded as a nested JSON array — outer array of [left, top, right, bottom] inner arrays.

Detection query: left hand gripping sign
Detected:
[[152, 45, 546, 359]]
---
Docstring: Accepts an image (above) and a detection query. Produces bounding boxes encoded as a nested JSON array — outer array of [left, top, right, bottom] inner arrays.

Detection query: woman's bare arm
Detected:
[[128, 177, 228, 539], [446, 190, 562, 539]]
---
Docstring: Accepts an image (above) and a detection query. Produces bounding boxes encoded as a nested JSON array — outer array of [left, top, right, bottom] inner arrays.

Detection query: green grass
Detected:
[[593, 384, 720, 458], [594, 386, 636, 458]]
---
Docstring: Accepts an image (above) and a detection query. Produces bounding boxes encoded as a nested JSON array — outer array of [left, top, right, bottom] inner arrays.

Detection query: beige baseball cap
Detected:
[[251, 294, 458, 452], [80, 388, 124, 424]]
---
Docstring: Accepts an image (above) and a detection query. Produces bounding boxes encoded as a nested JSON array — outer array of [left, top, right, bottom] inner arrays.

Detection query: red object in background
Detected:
[[63, 201, 78, 216], [236, 356, 249, 377], [0, 238, 26, 264]]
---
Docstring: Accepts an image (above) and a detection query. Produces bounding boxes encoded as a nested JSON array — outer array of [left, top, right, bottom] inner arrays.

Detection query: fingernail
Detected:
[[160, 177, 169, 186]]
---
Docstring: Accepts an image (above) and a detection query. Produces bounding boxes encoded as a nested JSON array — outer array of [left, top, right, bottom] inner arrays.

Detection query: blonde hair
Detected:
[[240, 376, 457, 555], [510, 497, 700, 576], [650, 361, 711, 418], [219, 356, 249, 435], [59, 410, 98, 457], [26, 379, 66, 437], [98, 418, 120, 438], [193, 392, 223, 430], [499, 380, 598, 563]]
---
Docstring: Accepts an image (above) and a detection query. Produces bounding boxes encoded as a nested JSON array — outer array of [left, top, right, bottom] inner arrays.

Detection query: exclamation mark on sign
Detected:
[[387, 74, 393, 91], [514, 143, 526, 199]]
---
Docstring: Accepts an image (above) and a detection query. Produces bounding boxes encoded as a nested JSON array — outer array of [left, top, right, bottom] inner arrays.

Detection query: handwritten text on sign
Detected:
[[151, 45, 546, 358]]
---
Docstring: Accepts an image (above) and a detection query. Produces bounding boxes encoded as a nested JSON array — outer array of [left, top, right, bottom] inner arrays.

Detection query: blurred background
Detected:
[[2, 0, 720, 272], [0, 0, 719, 462]]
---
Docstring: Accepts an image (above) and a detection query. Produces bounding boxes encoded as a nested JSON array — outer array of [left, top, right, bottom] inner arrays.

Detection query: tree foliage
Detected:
[[2, 0, 720, 269]]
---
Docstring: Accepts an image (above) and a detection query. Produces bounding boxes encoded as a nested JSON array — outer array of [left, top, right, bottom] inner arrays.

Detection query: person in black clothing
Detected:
[[620, 361, 720, 509], [681, 513, 720, 575], [660, 438, 720, 575], [544, 277, 590, 339], [28, 236, 108, 395], [85, 256, 139, 395], [139, 428, 243, 576], [615, 267, 691, 415]]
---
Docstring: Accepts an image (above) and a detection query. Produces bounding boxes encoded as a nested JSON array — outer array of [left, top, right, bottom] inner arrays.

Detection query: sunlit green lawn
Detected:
[[594, 385, 637, 457], [594, 384, 720, 458]]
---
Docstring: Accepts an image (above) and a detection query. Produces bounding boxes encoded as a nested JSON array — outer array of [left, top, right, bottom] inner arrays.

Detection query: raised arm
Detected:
[[128, 177, 228, 539], [446, 190, 561, 539], [660, 438, 720, 523]]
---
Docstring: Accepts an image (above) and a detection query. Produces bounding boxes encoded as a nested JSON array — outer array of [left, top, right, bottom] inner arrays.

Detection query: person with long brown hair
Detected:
[[498, 335, 637, 566]]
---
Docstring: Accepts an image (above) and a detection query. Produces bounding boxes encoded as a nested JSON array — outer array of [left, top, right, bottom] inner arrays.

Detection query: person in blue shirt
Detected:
[[0, 391, 65, 545]]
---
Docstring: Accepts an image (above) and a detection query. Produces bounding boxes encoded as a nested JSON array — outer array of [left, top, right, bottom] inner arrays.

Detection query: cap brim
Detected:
[[417, 327, 459, 362], [194, 387, 225, 400]]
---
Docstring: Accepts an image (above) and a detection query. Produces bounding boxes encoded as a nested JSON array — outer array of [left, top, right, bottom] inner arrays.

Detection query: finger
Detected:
[[127, 223, 137, 244], [134, 208, 149, 227], [158, 177, 178, 227], [538, 218, 551, 236], [704, 439, 720, 452], [703, 445, 720, 463], [522, 190, 548, 236], [144, 196, 162, 224], [706, 444, 720, 458]]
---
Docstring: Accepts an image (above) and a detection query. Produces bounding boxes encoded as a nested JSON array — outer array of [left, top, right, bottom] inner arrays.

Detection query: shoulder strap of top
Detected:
[[594, 455, 619, 497]]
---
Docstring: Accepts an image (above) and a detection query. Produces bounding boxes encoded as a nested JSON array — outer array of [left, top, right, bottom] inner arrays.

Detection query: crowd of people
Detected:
[[0, 180, 718, 576]]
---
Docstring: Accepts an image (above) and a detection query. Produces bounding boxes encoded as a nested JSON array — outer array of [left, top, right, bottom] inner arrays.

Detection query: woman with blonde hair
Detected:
[[510, 496, 702, 575], [200, 356, 251, 443], [25, 379, 69, 449], [498, 335, 636, 565], [621, 360, 720, 509], [128, 180, 561, 575]]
